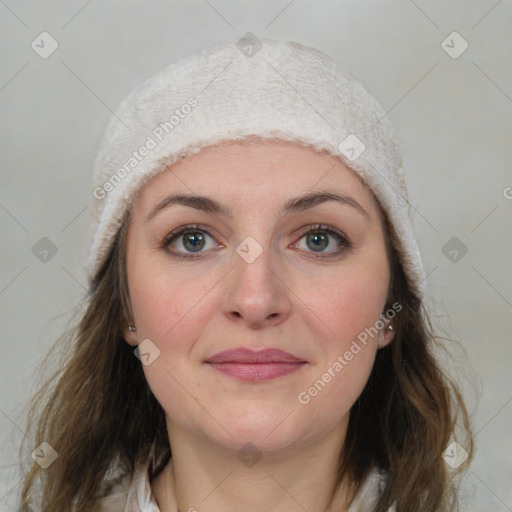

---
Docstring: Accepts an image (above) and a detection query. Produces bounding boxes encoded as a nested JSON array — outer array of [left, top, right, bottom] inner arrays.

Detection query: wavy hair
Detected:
[[18, 199, 474, 512]]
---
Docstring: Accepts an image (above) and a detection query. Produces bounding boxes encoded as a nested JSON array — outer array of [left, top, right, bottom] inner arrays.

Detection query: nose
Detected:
[[223, 244, 292, 329]]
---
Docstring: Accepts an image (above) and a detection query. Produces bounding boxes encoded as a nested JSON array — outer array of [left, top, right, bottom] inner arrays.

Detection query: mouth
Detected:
[[204, 347, 308, 382]]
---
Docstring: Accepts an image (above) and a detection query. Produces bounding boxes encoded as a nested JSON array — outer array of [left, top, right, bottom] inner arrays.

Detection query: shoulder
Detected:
[[96, 463, 160, 512], [347, 467, 396, 512], [95, 472, 133, 512]]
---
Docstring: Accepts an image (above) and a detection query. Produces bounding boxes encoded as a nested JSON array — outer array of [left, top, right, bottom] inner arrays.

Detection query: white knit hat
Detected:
[[86, 36, 426, 300]]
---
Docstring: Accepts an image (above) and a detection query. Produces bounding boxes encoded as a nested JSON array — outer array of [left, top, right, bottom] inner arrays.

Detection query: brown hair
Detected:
[[18, 202, 473, 512], [327, 206, 474, 511]]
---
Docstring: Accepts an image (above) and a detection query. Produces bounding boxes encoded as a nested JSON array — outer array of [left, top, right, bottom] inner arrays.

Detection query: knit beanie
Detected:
[[86, 36, 426, 300]]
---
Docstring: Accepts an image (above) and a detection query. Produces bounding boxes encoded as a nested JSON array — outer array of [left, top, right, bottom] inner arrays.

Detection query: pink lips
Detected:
[[204, 348, 307, 382]]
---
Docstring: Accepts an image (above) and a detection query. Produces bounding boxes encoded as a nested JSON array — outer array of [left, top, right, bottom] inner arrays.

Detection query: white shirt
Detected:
[[98, 462, 396, 512]]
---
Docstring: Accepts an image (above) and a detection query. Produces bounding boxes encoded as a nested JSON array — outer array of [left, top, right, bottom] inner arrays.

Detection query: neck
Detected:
[[151, 418, 356, 512]]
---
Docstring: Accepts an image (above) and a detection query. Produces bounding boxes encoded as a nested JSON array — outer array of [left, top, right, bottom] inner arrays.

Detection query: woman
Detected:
[[19, 38, 473, 511]]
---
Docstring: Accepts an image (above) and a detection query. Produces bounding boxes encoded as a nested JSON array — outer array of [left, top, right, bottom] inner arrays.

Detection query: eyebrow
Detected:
[[145, 190, 370, 222]]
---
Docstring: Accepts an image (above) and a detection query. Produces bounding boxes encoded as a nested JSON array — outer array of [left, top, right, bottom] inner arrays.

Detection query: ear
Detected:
[[123, 324, 139, 347], [377, 324, 395, 349]]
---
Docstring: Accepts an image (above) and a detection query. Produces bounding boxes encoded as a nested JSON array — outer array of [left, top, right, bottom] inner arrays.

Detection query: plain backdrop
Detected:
[[1, 1, 511, 510]]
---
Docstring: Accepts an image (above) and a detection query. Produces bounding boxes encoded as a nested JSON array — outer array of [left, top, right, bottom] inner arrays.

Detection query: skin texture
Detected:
[[123, 141, 395, 512]]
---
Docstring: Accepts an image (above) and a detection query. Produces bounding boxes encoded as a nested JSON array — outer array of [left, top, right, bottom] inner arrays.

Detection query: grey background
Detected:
[[1, 1, 511, 510]]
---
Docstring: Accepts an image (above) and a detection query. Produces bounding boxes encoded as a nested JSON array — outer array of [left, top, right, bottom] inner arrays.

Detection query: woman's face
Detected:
[[123, 140, 395, 453]]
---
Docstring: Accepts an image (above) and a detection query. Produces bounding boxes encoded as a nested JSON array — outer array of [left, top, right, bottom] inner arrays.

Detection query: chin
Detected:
[[206, 406, 310, 454]]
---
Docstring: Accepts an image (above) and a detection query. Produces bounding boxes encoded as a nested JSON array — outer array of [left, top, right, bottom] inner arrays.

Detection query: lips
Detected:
[[204, 348, 307, 382], [204, 347, 305, 364]]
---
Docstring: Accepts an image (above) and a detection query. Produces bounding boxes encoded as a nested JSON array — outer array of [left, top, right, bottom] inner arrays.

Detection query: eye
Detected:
[[161, 223, 351, 260], [161, 224, 220, 257], [293, 224, 352, 259]]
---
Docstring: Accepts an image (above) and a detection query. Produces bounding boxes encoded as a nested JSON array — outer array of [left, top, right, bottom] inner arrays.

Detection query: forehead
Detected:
[[133, 140, 380, 216]]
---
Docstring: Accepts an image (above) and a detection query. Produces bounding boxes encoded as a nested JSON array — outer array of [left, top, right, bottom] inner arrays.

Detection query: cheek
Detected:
[[296, 283, 381, 428], [290, 261, 387, 422], [297, 344, 375, 436], [129, 258, 212, 344], [305, 260, 389, 346], [131, 266, 210, 427]]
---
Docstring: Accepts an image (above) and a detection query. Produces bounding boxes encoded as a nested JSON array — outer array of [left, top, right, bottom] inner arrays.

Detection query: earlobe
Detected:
[[123, 324, 138, 347], [377, 324, 395, 349]]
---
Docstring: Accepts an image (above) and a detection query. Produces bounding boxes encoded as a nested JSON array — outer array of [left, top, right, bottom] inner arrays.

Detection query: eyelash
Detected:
[[161, 223, 352, 260]]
